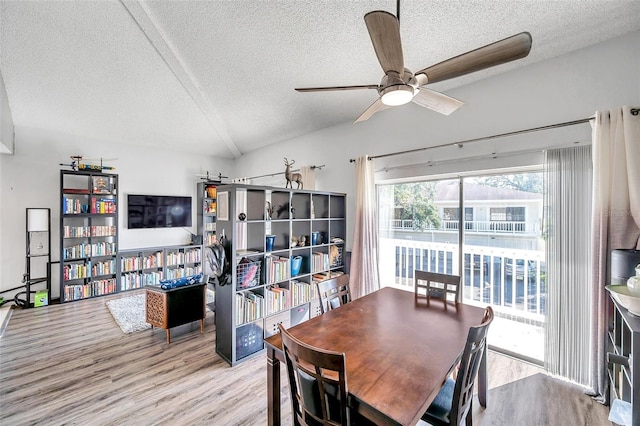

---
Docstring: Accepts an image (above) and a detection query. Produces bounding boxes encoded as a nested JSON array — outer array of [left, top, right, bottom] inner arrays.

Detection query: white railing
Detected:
[[379, 238, 546, 321], [388, 219, 538, 235]]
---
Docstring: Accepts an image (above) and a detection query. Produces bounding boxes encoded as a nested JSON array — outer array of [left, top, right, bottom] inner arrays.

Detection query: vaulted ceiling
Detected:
[[1, 1, 639, 159]]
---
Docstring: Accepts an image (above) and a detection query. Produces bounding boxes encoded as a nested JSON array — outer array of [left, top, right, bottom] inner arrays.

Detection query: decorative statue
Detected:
[[284, 158, 303, 189], [265, 201, 273, 220]]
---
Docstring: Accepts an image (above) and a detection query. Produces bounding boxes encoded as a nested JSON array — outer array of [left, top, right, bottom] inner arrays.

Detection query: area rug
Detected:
[[106, 290, 215, 334]]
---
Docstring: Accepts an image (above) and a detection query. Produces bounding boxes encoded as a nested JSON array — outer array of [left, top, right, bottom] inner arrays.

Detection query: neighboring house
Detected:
[[388, 180, 543, 251]]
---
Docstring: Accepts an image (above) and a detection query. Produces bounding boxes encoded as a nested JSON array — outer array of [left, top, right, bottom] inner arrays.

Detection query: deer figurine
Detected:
[[284, 158, 303, 189]]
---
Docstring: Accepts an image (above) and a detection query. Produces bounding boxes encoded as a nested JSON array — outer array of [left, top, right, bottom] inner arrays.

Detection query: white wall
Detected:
[[0, 71, 15, 154], [232, 31, 640, 252], [0, 127, 228, 295]]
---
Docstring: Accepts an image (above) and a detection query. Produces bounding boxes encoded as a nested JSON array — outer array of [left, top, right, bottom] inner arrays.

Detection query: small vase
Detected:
[[627, 265, 640, 297]]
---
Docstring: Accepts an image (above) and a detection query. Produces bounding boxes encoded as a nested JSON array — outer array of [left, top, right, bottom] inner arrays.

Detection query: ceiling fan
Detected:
[[295, 3, 532, 123]]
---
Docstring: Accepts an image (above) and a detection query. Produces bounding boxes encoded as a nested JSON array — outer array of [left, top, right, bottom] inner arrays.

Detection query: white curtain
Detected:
[[590, 106, 640, 399], [544, 146, 593, 385], [300, 166, 316, 190], [349, 156, 380, 299]]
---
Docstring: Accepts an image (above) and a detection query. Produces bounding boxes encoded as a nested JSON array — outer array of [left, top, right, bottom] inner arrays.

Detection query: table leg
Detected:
[[267, 346, 281, 426], [478, 344, 487, 408]]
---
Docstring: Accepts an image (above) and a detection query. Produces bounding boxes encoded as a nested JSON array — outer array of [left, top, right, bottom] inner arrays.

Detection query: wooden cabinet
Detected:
[[60, 170, 118, 302], [607, 295, 640, 425], [214, 184, 347, 365]]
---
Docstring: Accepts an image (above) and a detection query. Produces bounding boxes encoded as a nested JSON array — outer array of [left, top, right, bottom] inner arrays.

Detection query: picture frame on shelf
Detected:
[[92, 176, 112, 194], [218, 191, 229, 221]]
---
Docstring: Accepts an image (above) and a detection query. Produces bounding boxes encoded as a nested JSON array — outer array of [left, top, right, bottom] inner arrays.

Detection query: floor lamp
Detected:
[[23, 208, 51, 308]]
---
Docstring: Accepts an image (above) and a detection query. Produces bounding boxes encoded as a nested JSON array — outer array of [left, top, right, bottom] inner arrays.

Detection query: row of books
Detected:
[[91, 198, 116, 214], [91, 259, 116, 277], [204, 222, 217, 231], [264, 255, 290, 284], [120, 271, 163, 290], [312, 270, 345, 284], [62, 225, 117, 238], [165, 266, 202, 280], [311, 252, 330, 273], [290, 280, 318, 306], [64, 278, 117, 301], [63, 242, 116, 260], [62, 197, 87, 215], [121, 251, 163, 272], [236, 291, 265, 325], [63, 262, 91, 281], [166, 249, 201, 266], [205, 233, 217, 246], [265, 285, 290, 314]]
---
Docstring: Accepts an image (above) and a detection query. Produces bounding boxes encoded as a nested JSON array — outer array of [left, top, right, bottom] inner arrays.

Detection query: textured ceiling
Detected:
[[1, 0, 639, 159]]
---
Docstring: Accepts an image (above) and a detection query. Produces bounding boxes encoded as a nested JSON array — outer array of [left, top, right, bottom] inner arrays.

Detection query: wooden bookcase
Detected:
[[60, 170, 118, 302], [607, 295, 640, 425], [214, 184, 346, 365], [118, 245, 202, 291]]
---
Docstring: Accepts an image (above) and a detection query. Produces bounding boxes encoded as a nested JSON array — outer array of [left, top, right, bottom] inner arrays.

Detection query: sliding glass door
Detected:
[[378, 180, 460, 288], [378, 171, 545, 363]]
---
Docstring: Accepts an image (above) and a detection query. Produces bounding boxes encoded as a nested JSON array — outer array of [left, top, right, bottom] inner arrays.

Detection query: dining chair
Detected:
[[316, 274, 352, 314], [414, 270, 461, 304], [278, 323, 351, 426], [421, 306, 494, 426]]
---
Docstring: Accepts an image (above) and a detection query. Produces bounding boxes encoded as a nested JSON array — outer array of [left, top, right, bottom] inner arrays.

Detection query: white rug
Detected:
[[107, 290, 215, 334]]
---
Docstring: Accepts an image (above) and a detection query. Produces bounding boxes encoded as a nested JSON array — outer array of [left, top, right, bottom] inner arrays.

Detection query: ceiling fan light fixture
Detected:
[[380, 84, 414, 106]]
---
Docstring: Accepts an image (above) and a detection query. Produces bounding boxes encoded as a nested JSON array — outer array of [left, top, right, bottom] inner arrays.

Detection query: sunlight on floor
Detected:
[[488, 315, 544, 363]]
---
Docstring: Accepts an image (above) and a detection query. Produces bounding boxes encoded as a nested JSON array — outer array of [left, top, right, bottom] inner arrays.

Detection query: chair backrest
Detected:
[[279, 324, 350, 426], [414, 270, 461, 304], [316, 274, 351, 314], [450, 306, 494, 425]]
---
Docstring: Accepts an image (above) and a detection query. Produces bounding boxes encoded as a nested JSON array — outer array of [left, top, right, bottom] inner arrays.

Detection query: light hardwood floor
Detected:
[[0, 291, 610, 425]]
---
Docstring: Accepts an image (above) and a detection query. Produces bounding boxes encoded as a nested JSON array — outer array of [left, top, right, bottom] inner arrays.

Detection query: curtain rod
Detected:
[[377, 142, 585, 174], [349, 108, 639, 163], [241, 164, 325, 181], [349, 117, 594, 163]]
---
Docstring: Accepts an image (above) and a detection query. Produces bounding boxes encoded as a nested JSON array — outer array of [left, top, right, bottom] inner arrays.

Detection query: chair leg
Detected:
[[465, 398, 473, 426]]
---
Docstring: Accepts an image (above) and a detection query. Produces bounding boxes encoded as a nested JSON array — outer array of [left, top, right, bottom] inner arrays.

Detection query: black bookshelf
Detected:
[[59, 170, 118, 302]]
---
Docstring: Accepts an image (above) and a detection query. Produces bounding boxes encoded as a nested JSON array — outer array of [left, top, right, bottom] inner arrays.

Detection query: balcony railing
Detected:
[[379, 238, 546, 321], [388, 219, 539, 235]]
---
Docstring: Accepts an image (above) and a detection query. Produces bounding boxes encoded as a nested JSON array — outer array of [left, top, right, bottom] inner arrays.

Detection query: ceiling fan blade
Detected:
[[295, 85, 378, 92], [364, 11, 404, 74], [416, 32, 532, 85], [412, 88, 464, 115], [354, 98, 387, 123]]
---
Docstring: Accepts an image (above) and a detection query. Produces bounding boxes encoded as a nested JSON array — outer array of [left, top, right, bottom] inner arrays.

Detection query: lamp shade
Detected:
[[27, 208, 49, 232]]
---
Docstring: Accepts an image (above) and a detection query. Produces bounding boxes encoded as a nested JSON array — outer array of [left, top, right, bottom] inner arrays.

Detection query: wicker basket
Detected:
[[236, 259, 261, 290]]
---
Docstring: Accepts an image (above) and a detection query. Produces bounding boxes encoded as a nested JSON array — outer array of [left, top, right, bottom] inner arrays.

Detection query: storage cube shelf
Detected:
[[214, 184, 347, 365], [607, 295, 640, 425]]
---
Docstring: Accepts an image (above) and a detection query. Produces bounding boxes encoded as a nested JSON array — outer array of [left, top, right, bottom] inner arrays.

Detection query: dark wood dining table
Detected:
[[264, 287, 488, 426]]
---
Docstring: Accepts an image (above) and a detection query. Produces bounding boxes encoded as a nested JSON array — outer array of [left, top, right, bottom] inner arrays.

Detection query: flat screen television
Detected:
[[127, 194, 192, 229]]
